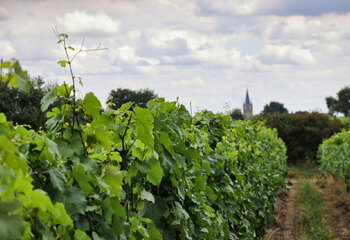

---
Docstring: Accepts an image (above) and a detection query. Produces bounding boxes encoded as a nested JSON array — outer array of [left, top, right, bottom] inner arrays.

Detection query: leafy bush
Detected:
[[338, 117, 350, 130], [0, 58, 288, 239], [318, 130, 350, 188], [264, 112, 342, 164], [0, 77, 55, 130]]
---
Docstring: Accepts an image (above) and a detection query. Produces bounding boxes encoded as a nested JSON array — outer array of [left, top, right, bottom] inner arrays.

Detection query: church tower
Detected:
[[243, 89, 253, 120]]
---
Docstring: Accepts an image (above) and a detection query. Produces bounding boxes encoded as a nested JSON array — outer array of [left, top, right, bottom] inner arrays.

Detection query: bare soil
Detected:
[[265, 171, 350, 240], [315, 175, 350, 240], [264, 178, 300, 240]]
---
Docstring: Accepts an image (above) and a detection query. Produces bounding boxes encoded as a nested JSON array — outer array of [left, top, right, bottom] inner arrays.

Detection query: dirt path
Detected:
[[265, 170, 350, 240], [315, 176, 350, 240], [264, 178, 300, 240]]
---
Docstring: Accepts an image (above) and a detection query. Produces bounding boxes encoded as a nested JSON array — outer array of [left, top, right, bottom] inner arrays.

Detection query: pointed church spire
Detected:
[[245, 89, 251, 105], [243, 89, 253, 119]]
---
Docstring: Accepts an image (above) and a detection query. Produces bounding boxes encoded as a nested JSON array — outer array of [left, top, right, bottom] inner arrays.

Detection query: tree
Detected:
[[0, 76, 53, 130], [230, 108, 244, 120], [107, 88, 159, 110], [326, 86, 350, 116], [263, 101, 288, 114]]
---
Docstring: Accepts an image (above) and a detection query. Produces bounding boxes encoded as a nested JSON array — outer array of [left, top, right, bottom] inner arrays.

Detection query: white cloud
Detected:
[[0, 40, 15, 58], [261, 44, 315, 64], [57, 10, 120, 35], [0, 7, 9, 20], [171, 76, 205, 87], [114, 45, 159, 66], [195, 0, 260, 16]]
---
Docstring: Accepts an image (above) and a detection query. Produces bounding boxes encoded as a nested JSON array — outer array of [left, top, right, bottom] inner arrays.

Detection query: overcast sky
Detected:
[[1, 0, 350, 114]]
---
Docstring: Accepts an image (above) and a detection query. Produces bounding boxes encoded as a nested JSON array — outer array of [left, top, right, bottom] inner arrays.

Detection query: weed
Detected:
[[296, 180, 337, 240]]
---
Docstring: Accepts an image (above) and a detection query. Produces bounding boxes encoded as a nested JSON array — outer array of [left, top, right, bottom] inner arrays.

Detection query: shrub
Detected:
[[318, 130, 350, 188], [264, 112, 342, 164]]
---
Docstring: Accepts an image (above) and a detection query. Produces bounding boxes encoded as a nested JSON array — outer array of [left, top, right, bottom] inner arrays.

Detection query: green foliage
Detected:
[[0, 76, 52, 130], [0, 34, 287, 239], [296, 180, 335, 240], [338, 117, 350, 130], [326, 86, 350, 116], [263, 101, 288, 114], [318, 129, 350, 188], [265, 112, 342, 164], [0, 59, 30, 92], [107, 88, 159, 110], [229, 108, 244, 120]]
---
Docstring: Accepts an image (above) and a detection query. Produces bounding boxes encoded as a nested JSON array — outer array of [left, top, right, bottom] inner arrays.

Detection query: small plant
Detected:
[[296, 180, 336, 240]]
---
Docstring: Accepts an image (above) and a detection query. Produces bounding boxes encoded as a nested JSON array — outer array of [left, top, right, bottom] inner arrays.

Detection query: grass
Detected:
[[288, 161, 319, 179], [296, 180, 337, 240]]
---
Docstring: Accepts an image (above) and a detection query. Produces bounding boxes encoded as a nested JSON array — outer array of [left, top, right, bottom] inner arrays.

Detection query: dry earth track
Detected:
[[265, 170, 350, 240]]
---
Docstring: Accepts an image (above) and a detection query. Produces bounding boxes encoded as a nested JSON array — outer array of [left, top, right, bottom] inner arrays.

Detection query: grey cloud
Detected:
[[0, 7, 9, 20], [265, 0, 350, 16], [195, 0, 350, 17]]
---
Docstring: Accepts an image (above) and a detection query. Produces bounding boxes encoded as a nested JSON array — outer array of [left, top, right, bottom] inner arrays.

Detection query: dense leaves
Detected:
[[263, 101, 288, 114], [264, 112, 342, 164], [107, 88, 159, 110], [0, 58, 287, 239], [318, 130, 350, 188], [229, 108, 244, 120], [0, 75, 51, 130], [326, 86, 350, 116]]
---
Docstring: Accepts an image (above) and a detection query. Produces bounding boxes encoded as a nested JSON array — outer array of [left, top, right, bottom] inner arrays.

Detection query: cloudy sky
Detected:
[[1, 0, 350, 114]]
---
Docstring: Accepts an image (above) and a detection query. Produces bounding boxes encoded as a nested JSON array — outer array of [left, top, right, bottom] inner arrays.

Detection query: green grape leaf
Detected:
[[56, 83, 72, 97], [111, 198, 127, 220], [84, 92, 102, 118], [95, 125, 114, 151], [140, 190, 155, 204], [0, 135, 27, 172], [57, 60, 68, 67], [46, 138, 61, 159], [0, 113, 7, 123], [0, 200, 25, 240], [104, 165, 123, 197], [134, 107, 154, 149], [159, 132, 174, 155], [48, 168, 66, 192], [73, 164, 94, 196], [147, 223, 162, 240], [147, 158, 163, 185], [110, 151, 122, 162], [53, 202, 73, 227], [57, 140, 74, 158], [60, 187, 87, 219], [41, 89, 56, 111], [0, 60, 11, 68], [75, 229, 91, 240], [13, 60, 30, 92]]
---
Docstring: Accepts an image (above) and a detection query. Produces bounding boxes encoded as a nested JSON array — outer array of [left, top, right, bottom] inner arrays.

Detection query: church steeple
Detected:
[[243, 89, 253, 120], [245, 89, 251, 105]]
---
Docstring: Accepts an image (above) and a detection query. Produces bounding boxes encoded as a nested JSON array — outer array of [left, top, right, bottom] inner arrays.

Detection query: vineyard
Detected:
[[4, 31, 350, 240], [0, 57, 288, 239], [318, 129, 350, 188]]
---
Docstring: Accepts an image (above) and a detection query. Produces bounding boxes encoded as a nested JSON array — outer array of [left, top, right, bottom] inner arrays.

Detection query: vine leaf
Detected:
[[146, 158, 163, 185], [141, 190, 155, 204], [84, 92, 102, 119], [104, 165, 123, 197], [48, 168, 66, 192], [41, 89, 56, 111], [0, 200, 25, 240], [134, 107, 154, 149], [13, 61, 30, 92], [57, 60, 68, 68]]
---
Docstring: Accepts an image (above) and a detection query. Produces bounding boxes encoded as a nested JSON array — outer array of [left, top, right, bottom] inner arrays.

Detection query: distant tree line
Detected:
[[326, 86, 350, 116], [0, 75, 159, 130]]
